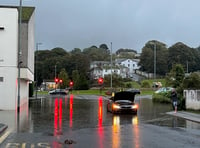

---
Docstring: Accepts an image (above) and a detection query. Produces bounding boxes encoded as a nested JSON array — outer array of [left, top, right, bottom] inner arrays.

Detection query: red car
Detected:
[[107, 89, 140, 114]]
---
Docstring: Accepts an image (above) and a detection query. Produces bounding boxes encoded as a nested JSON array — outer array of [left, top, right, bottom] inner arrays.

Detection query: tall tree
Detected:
[[139, 40, 168, 75], [168, 42, 200, 72], [58, 68, 69, 89]]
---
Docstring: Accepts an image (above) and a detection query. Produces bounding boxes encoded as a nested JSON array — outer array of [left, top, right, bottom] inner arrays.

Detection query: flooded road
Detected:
[[1, 94, 200, 147], [26, 94, 200, 133]]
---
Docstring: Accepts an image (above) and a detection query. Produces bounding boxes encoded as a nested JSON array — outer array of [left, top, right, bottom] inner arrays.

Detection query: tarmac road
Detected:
[[0, 94, 200, 148]]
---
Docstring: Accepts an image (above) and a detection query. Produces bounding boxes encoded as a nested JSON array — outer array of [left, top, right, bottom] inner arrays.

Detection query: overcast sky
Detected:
[[1, 0, 200, 52]]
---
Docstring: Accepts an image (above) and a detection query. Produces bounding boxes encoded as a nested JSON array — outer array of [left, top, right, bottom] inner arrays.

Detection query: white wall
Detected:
[[184, 90, 200, 110], [0, 8, 18, 110]]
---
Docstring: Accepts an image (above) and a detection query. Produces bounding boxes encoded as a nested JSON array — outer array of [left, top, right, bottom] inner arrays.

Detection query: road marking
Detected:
[[0, 130, 10, 144]]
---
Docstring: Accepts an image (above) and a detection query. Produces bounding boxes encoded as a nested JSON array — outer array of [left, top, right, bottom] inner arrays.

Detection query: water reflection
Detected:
[[54, 98, 63, 136], [98, 97, 103, 127], [98, 96, 104, 148], [132, 116, 140, 148], [112, 115, 120, 148], [26, 95, 200, 136], [69, 94, 73, 128]]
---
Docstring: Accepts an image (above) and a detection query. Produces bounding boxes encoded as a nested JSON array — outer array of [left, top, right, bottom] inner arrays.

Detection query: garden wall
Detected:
[[184, 90, 200, 110]]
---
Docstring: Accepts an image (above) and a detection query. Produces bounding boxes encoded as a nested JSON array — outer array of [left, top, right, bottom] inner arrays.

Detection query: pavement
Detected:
[[166, 111, 200, 123], [0, 123, 8, 136], [0, 110, 200, 137]]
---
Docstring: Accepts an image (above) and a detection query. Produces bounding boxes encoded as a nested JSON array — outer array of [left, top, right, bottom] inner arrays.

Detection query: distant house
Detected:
[[90, 59, 140, 79], [115, 58, 140, 77], [0, 6, 35, 110]]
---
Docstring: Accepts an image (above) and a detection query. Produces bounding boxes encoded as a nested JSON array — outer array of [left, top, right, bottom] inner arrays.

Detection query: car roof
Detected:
[[113, 89, 140, 101]]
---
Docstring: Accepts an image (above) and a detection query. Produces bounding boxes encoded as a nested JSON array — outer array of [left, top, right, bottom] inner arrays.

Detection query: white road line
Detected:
[[0, 130, 11, 144]]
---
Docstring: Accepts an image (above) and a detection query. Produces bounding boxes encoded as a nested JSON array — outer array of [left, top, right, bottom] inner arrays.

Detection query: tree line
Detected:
[[35, 41, 200, 89], [139, 40, 200, 76]]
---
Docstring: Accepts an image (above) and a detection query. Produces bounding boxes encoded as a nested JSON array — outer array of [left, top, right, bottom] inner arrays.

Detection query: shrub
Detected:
[[126, 83, 132, 88], [141, 80, 151, 88], [152, 93, 171, 103]]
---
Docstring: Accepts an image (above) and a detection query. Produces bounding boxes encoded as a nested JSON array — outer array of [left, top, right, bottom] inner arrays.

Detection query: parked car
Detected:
[[48, 89, 68, 95], [154, 87, 173, 94], [107, 89, 140, 114]]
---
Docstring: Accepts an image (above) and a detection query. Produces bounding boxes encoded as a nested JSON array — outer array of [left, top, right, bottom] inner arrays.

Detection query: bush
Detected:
[[152, 93, 171, 103], [141, 80, 151, 88], [126, 83, 132, 88]]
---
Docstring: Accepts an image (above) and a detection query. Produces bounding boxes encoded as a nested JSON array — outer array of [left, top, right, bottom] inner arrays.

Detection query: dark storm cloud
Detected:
[[1, 0, 200, 52]]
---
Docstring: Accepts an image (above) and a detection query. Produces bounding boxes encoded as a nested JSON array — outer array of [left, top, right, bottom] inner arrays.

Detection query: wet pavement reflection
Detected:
[[2, 94, 200, 147], [26, 94, 200, 134]]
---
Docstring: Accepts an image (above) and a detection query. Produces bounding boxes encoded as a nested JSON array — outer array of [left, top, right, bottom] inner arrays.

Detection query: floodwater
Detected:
[[1, 94, 200, 148], [21, 94, 199, 135]]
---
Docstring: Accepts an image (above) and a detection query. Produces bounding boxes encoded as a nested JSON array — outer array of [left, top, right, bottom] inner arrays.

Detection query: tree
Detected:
[[165, 64, 185, 89], [99, 44, 108, 50], [183, 72, 200, 89], [58, 68, 69, 89], [168, 42, 200, 73], [71, 48, 81, 54], [139, 40, 168, 75]]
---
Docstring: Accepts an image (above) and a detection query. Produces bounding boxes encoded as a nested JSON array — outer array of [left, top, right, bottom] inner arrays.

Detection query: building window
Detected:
[[128, 64, 130, 67], [0, 77, 3, 82]]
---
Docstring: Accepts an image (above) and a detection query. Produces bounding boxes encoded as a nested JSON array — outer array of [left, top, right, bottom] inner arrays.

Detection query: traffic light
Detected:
[[98, 77, 103, 85], [69, 81, 74, 87], [59, 79, 63, 83], [55, 78, 59, 83]]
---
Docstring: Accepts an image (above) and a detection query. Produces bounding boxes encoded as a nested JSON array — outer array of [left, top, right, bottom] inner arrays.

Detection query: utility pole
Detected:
[[17, 0, 23, 112], [35, 43, 42, 99], [110, 42, 113, 89]]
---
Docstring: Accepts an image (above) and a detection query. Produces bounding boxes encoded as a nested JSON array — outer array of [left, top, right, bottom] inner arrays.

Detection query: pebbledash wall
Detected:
[[184, 90, 200, 110], [0, 6, 35, 110]]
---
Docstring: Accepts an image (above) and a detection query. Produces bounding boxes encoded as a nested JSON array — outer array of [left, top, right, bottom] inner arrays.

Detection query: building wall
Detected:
[[0, 7, 35, 110], [0, 8, 18, 110]]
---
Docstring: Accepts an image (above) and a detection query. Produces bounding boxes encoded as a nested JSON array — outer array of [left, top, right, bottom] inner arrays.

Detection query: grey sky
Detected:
[[1, 0, 200, 52]]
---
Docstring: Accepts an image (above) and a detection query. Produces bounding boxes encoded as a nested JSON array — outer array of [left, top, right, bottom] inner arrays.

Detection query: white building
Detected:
[[115, 58, 140, 77], [0, 6, 35, 110]]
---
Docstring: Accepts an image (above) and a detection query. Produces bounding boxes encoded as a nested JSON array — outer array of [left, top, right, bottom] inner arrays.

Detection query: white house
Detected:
[[0, 6, 35, 110], [115, 58, 140, 77]]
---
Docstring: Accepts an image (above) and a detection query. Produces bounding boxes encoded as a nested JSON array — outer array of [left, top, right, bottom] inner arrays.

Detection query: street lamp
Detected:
[[149, 41, 156, 81], [154, 43, 156, 80], [35, 43, 42, 99], [110, 42, 113, 89], [17, 0, 23, 112]]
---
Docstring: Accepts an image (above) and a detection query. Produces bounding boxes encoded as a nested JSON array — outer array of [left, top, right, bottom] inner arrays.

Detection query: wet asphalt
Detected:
[[0, 94, 200, 148]]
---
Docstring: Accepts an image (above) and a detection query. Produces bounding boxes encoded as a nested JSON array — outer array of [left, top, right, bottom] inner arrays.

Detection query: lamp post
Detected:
[[35, 43, 42, 99], [17, 0, 23, 112], [110, 42, 113, 89], [153, 43, 156, 80], [149, 41, 156, 82]]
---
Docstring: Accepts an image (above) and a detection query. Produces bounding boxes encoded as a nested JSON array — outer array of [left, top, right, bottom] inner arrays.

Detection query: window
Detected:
[[0, 77, 3, 82]]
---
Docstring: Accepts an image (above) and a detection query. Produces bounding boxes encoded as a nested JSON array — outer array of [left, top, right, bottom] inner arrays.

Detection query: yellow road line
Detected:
[[0, 130, 10, 144]]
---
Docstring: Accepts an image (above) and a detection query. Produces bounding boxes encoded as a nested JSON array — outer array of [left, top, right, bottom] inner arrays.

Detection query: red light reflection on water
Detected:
[[69, 94, 74, 128], [54, 99, 58, 136], [98, 96, 104, 148], [98, 97, 103, 126], [54, 98, 63, 136]]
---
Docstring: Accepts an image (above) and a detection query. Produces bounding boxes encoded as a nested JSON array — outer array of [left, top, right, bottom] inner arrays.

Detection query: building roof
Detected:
[[0, 5, 35, 22]]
